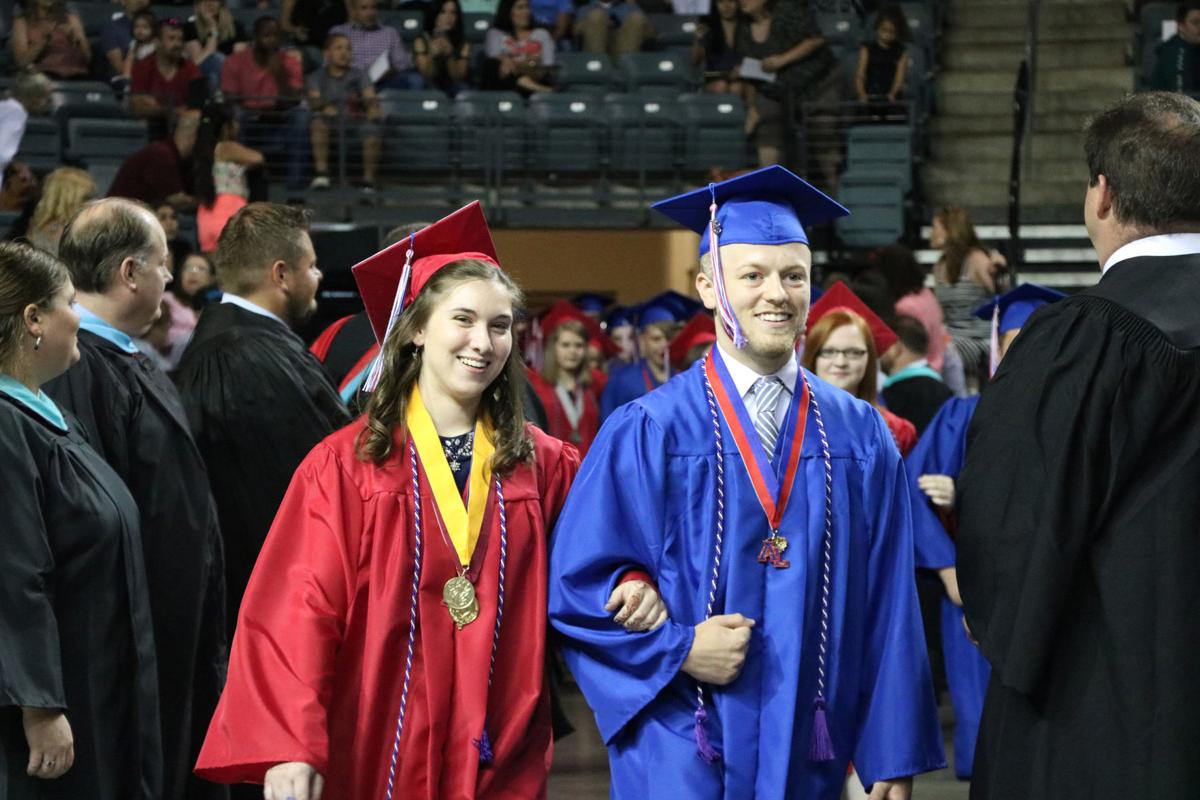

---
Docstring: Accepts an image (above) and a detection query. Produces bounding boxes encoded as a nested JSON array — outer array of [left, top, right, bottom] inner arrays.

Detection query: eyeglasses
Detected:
[[816, 347, 868, 361]]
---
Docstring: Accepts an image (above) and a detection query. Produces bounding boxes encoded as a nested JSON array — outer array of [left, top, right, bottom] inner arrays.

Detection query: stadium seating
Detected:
[[604, 92, 679, 176], [453, 90, 527, 177], [677, 93, 752, 173], [557, 52, 618, 92], [527, 92, 606, 173]]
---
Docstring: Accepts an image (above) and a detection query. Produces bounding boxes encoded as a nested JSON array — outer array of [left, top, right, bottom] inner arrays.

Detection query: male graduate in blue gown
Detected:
[[599, 291, 701, 421], [906, 283, 1065, 780], [549, 166, 945, 800]]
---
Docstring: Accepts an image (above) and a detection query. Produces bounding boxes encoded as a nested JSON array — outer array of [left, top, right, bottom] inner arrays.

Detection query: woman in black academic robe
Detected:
[[0, 241, 161, 800]]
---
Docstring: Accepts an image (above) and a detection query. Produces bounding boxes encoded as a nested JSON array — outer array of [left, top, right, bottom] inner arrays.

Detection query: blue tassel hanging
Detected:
[[808, 698, 835, 762], [693, 706, 720, 764], [474, 723, 494, 765]]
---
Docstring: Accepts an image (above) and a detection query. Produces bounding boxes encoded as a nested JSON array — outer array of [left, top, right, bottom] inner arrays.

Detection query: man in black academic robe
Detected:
[[44, 199, 228, 800], [958, 91, 1200, 800], [175, 203, 350, 636], [880, 314, 951, 436]]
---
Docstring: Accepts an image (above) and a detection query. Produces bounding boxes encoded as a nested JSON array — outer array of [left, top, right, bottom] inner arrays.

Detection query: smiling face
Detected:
[[813, 322, 869, 394], [413, 278, 515, 407], [697, 241, 811, 373]]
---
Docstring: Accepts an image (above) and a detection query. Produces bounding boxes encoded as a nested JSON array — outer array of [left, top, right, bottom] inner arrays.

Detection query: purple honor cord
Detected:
[[696, 361, 837, 764], [384, 440, 508, 800]]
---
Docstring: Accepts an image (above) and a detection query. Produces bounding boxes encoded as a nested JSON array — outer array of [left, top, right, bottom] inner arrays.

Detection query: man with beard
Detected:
[[175, 202, 350, 641], [43, 198, 228, 800], [549, 166, 944, 800]]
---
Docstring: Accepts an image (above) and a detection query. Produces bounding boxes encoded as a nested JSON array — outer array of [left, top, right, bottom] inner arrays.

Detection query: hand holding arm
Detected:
[[867, 776, 912, 800], [680, 613, 755, 685], [605, 580, 668, 632], [263, 762, 325, 800]]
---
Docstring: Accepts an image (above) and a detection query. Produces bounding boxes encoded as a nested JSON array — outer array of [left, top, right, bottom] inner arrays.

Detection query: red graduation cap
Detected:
[[806, 281, 897, 355], [539, 299, 619, 358], [669, 312, 716, 367], [352, 201, 500, 345]]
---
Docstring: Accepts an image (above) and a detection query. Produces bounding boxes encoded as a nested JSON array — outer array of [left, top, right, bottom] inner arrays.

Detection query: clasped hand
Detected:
[[681, 613, 755, 685]]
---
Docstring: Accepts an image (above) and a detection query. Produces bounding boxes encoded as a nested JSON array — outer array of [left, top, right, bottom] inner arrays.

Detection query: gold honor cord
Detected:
[[406, 384, 496, 628]]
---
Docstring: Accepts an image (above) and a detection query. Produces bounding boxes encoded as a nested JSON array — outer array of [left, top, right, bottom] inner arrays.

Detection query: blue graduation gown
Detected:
[[549, 355, 945, 800], [905, 395, 988, 779], [599, 358, 661, 421]]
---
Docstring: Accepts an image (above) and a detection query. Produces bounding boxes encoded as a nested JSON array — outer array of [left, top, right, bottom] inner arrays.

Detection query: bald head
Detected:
[[59, 198, 165, 293]]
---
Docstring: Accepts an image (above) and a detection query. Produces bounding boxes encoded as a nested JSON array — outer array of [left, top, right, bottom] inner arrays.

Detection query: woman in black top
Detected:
[[691, 0, 743, 94], [184, 0, 249, 89], [414, 0, 472, 97], [0, 241, 161, 799], [854, 4, 911, 120]]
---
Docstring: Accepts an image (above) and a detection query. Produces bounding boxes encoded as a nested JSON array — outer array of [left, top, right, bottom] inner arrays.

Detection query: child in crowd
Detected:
[[854, 4, 910, 110], [123, 10, 159, 84], [306, 33, 383, 191]]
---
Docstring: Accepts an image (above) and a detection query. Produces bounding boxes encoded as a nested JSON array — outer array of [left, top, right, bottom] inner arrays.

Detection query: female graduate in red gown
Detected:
[[530, 304, 602, 456], [196, 203, 595, 800], [803, 282, 918, 456]]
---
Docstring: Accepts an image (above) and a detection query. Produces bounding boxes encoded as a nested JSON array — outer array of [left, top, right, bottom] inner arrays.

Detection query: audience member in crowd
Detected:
[[281, 0, 349, 49], [99, 0, 151, 81], [484, 0, 555, 95], [45, 199, 229, 800], [1151, 0, 1200, 93], [25, 167, 96, 256], [692, 0, 744, 94], [532, 304, 602, 456], [414, 0, 472, 96], [329, 0, 422, 89], [155, 202, 193, 269], [109, 109, 200, 210], [736, 0, 840, 179], [306, 33, 382, 190], [803, 282, 917, 455], [1, 162, 40, 213], [122, 11, 161, 84], [221, 17, 309, 191], [163, 251, 213, 345], [9, 0, 91, 80], [880, 314, 951, 435], [184, 0, 250, 90], [530, 0, 572, 42], [194, 102, 262, 252], [0, 71, 52, 185], [130, 18, 205, 124], [174, 203, 349, 631], [931, 205, 1005, 390], [574, 0, 653, 58], [854, 4, 910, 114], [0, 240, 161, 800]]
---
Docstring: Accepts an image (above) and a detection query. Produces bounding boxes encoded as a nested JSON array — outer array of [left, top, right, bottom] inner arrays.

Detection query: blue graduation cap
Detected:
[[604, 305, 636, 331], [571, 292, 612, 314], [650, 165, 849, 349], [972, 283, 1067, 334], [635, 291, 704, 329]]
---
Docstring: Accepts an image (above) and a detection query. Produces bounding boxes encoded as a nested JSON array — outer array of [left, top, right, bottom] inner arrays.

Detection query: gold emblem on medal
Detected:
[[443, 575, 479, 629]]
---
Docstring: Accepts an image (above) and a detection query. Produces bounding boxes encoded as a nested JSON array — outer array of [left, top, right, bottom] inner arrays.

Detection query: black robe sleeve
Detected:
[[0, 422, 66, 711], [957, 299, 1135, 695]]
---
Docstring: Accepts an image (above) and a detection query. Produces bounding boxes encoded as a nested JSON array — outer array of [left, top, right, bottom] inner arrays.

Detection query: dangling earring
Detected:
[[414, 344, 424, 357], [33, 335, 42, 351]]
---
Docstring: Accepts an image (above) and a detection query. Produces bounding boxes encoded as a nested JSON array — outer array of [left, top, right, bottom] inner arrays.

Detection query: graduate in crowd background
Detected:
[[0, 241, 162, 799], [802, 281, 918, 456], [906, 283, 1064, 782], [550, 166, 944, 800], [174, 203, 351, 638], [195, 202, 664, 799], [44, 198, 229, 800], [598, 291, 700, 420], [530, 300, 605, 456], [958, 91, 1200, 800]]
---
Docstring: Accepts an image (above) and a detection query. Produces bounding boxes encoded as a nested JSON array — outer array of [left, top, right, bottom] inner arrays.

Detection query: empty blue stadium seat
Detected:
[[68, 118, 150, 162], [836, 180, 905, 247], [618, 51, 696, 92], [677, 93, 752, 173], [557, 52, 618, 91], [527, 93, 606, 173], [453, 90, 527, 175], [604, 92, 680, 175], [649, 14, 700, 48], [463, 12, 493, 44], [380, 91, 455, 173], [14, 117, 62, 171], [380, 9, 426, 42]]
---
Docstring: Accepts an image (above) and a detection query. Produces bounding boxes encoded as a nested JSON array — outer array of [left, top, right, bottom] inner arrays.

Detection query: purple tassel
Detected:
[[693, 706, 720, 764], [808, 698, 835, 762], [474, 725, 494, 765]]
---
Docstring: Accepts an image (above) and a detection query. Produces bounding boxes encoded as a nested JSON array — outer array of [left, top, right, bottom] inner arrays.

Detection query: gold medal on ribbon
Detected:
[[407, 385, 496, 630]]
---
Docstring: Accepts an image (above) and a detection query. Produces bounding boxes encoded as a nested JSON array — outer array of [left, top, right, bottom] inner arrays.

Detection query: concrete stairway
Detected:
[[922, 0, 1134, 221]]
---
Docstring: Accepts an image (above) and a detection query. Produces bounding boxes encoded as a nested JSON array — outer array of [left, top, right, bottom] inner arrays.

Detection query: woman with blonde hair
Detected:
[[26, 168, 97, 256], [530, 301, 602, 456], [196, 202, 664, 799], [184, 0, 248, 89], [803, 282, 917, 455], [930, 205, 1007, 387]]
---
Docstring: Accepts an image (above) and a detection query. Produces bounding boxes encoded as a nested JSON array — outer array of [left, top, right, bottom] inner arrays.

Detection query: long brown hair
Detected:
[[357, 259, 534, 475], [801, 309, 879, 404], [933, 205, 984, 285], [541, 319, 591, 388], [0, 241, 70, 372]]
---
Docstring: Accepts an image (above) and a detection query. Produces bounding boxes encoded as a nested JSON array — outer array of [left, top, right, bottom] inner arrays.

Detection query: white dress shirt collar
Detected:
[[715, 341, 799, 401], [221, 293, 287, 326], [1102, 233, 1200, 274]]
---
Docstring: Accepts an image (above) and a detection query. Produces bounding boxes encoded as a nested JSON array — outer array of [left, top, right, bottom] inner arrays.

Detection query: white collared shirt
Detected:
[[716, 341, 799, 431], [1102, 233, 1200, 274], [220, 293, 287, 326]]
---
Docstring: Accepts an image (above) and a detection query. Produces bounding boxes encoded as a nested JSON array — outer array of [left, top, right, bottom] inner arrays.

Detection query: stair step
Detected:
[[923, 159, 1089, 185], [931, 110, 1096, 135], [945, 25, 1130, 46], [938, 66, 1132, 94], [938, 87, 1129, 115], [944, 40, 1128, 70], [923, 178, 1085, 208], [932, 131, 1087, 161], [947, 3, 1125, 30]]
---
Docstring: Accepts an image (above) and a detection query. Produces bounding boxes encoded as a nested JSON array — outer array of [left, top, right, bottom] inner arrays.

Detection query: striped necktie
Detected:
[[753, 376, 785, 458]]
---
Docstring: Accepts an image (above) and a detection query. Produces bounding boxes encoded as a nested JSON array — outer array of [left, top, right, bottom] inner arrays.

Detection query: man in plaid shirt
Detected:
[[328, 0, 424, 89]]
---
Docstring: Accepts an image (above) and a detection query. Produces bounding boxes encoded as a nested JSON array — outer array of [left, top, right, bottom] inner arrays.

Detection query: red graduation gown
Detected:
[[880, 406, 917, 457], [195, 421, 580, 799], [528, 371, 600, 457]]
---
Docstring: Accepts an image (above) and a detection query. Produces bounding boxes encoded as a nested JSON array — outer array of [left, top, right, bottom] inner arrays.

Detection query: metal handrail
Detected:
[[1007, 0, 1044, 273]]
